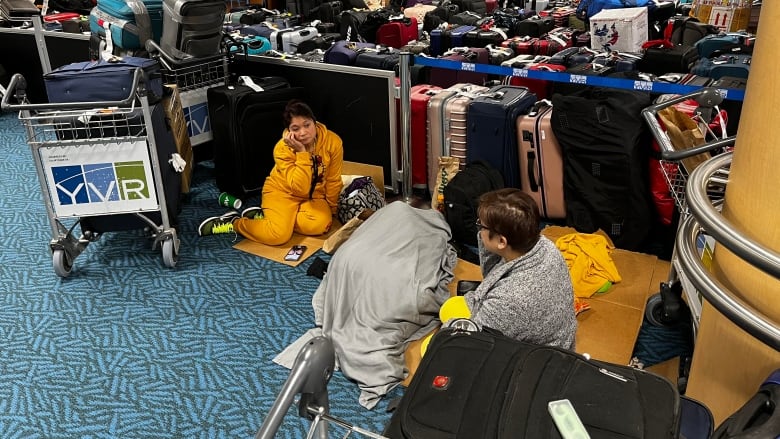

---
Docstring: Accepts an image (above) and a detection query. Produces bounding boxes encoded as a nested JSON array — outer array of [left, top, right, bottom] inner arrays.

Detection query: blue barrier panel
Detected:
[[413, 55, 746, 101]]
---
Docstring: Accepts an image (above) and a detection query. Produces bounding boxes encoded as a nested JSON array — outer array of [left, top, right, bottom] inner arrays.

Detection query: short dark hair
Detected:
[[477, 188, 540, 253], [283, 100, 316, 127]]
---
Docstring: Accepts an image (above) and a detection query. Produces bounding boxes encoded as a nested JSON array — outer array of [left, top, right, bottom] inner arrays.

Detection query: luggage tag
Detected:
[[238, 76, 267, 92]]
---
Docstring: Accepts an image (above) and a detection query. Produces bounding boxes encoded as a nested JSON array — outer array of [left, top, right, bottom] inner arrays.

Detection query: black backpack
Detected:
[[443, 160, 504, 247]]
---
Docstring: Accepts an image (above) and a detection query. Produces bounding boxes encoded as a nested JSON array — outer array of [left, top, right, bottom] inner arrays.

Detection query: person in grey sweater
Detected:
[[458, 188, 577, 350]]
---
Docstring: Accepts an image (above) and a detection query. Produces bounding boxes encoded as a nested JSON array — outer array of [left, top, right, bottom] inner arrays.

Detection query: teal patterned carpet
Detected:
[[0, 112, 400, 438]]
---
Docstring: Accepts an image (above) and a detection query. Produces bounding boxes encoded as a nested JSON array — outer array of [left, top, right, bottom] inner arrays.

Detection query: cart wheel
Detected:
[[53, 249, 73, 278], [645, 293, 675, 328], [162, 238, 178, 268]]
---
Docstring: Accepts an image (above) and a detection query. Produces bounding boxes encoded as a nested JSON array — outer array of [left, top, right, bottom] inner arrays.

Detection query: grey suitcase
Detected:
[[270, 25, 318, 53], [160, 0, 225, 59]]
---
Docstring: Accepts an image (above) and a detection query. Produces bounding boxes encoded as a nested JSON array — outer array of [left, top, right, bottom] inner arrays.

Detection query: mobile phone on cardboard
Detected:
[[284, 245, 307, 261]]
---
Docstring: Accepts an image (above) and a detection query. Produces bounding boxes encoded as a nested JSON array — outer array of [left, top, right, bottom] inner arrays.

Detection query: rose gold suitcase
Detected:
[[426, 83, 490, 195], [516, 101, 566, 219]]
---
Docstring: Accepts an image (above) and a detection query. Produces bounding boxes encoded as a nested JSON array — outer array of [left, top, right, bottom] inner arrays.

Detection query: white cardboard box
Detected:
[[590, 7, 649, 53]]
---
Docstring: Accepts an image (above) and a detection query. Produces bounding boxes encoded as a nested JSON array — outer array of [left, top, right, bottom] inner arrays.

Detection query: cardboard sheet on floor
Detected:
[[233, 223, 340, 267], [402, 225, 661, 386], [232, 161, 383, 267]]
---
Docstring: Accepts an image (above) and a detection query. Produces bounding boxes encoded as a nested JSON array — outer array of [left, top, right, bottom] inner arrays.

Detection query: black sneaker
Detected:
[[198, 211, 239, 236], [241, 206, 264, 220]]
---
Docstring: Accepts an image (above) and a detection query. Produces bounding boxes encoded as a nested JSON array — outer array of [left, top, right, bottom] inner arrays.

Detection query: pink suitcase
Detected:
[[426, 83, 490, 195], [516, 101, 565, 219]]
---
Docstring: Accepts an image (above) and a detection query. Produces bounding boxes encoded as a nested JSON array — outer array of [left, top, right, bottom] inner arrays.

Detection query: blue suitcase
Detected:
[[323, 40, 376, 65], [430, 25, 476, 56], [690, 53, 751, 79], [239, 22, 277, 39], [229, 35, 272, 55], [694, 31, 754, 58], [44, 56, 163, 103], [89, 0, 164, 50], [466, 85, 537, 188]]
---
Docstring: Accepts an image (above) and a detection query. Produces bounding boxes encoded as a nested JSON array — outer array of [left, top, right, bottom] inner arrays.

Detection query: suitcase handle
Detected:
[[527, 151, 539, 192]]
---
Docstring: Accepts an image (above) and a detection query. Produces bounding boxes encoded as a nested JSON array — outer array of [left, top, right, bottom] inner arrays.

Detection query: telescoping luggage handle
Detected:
[[0, 68, 145, 112]]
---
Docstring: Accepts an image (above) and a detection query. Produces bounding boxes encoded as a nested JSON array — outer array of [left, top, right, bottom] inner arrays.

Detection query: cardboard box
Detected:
[[161, 85, 194, 193], [691, 3, 751, 32], [590, 7, 648, 53]]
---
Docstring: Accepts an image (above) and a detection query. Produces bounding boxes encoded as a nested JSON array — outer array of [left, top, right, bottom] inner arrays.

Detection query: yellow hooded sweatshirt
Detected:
[[555, 233, 622, 298], [233, 122, 343, 245]]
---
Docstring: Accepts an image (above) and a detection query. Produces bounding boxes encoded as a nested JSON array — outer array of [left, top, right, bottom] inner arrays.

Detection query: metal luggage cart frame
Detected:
[[255, 336, 390, 439], [641, 88, 737, 337], [0, 70, 180, 277], [147, 40, 230, 92]]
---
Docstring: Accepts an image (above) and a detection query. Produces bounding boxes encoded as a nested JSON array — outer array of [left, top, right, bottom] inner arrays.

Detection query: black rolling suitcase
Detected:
[[465, 85, 537, 188], [384, 326, 682, 438], [551, 88, 654, 251], [207, 77, 306, 197], [160, 0, 226, 59]]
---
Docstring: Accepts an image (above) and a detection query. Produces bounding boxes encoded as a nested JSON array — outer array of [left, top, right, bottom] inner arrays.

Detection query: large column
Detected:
[[685, 3, 780, 424]]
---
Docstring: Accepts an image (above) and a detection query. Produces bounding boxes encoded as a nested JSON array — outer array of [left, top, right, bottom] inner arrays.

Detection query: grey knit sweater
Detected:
[[464, 235, 577, 350]]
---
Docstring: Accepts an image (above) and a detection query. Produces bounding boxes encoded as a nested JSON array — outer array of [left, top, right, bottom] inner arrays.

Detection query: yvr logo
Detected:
[[51, 162, 151, 205]]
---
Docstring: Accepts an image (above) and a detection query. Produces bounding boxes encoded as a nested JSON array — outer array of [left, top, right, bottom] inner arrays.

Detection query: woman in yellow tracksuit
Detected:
[[199, 100, 343, 245]]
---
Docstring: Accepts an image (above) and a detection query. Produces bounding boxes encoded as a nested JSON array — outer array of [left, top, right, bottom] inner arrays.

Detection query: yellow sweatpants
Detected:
[[233, 190, 332, 246]]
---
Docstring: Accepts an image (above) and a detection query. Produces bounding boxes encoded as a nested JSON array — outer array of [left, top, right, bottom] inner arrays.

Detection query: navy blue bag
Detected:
[[466, 85, 537, 188], [44, 57, 162, 103]]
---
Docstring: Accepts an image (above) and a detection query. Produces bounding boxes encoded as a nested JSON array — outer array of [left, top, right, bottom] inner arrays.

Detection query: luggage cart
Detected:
[[255, 336, 390, 439], [641, 88, 736, 336], [146, 40, 230, 150], [0, 69, 180, 277]]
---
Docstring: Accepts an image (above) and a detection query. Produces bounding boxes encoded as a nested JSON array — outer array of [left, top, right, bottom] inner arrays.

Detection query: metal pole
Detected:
[[32, 15, 52, 75], [398, 52, 413, 203]]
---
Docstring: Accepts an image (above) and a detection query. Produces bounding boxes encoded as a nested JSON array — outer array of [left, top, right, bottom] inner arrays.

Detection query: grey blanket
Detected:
[[276, 201, 457, 409]]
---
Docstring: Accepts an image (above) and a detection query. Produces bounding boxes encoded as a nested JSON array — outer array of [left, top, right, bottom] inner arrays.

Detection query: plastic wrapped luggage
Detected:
[[517, 100, 565, 219], [89, 0, 164, 50], [159, 0, 225, 59], [384, 326, 682, 438], [208, 78, 306, 196], [465, 85, 537, 188], [426, 83, 490, 195]]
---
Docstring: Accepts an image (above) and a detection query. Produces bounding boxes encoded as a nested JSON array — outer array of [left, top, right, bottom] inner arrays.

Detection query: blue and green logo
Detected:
[[52, 161, 150, 205]]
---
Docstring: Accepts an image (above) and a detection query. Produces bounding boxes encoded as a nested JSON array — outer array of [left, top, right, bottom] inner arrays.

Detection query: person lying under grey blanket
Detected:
[[275, 201, 457, 409]]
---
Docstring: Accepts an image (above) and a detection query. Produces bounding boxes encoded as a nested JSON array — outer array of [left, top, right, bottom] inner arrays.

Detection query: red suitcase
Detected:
[[506, 60, 563, 100], [409, 84, 442, 190], [502, 36, 538, 55], [376, 16, 418, 49]]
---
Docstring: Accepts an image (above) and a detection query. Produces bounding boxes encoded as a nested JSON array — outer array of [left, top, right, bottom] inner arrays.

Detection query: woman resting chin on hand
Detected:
[[197, 100, 344, 245]]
